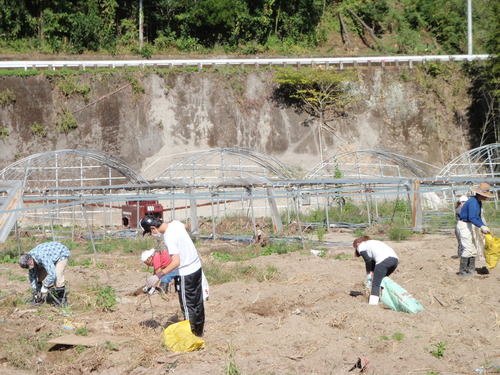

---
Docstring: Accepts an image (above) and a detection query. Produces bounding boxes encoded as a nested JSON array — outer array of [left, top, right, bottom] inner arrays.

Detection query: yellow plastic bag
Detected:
[[162, 320, 205, 353], [484, 233, 500, 269]]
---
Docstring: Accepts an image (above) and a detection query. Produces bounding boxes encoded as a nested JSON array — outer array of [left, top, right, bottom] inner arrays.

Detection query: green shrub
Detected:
[[0, 88, 16, 105], [0, 251, 19, 264], [0, 126, 9, 138], [388, 226, 413, 241], [29, 122, 47, 137], [124, 73, 145, 95], [261, 241, 302, 256], [57, 75, 91, 99], [56, 108, 78, 133]]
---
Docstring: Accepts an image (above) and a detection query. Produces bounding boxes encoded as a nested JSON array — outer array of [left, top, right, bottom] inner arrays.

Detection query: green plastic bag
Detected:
[[162, 320, 205, 353], [484, 233, 500, 269], [380, 277, 424, 314]]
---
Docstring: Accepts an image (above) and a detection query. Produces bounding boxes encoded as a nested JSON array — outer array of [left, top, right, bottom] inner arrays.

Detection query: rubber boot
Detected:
[[467, 257, 476, 275], [457, 257, 469, 276], [368, 295, 379, 305]]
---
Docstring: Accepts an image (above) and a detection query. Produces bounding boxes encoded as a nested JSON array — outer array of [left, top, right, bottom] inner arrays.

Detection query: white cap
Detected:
[[459, 195, 468, 203], [141, 249, 155, 262]]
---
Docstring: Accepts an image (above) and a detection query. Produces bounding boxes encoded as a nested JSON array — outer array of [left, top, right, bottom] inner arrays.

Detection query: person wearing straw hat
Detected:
[[457, 182, 495, 276]]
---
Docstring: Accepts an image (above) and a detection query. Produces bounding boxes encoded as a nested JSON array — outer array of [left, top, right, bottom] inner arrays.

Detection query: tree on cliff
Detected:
[[273, 67, 356, 162]]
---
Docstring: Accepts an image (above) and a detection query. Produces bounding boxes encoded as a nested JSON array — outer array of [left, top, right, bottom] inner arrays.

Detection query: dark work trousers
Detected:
[[175, 267, 205, 337], [371, 257, 398, 297]]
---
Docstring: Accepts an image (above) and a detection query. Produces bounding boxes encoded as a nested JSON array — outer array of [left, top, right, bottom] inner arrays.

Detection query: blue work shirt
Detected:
[[459, 196, 485, 228], [29, 241, 70, 290]]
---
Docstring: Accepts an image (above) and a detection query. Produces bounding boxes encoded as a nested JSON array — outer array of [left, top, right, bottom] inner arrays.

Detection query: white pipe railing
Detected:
[[0, 54, 490, 71]]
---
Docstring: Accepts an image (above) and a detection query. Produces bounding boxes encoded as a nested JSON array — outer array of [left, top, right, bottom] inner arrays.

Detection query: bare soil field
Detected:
[[1, 229, 499, 375]]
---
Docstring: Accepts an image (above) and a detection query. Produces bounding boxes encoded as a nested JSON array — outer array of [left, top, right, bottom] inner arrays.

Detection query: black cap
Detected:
[[140, 215, 163, 236]]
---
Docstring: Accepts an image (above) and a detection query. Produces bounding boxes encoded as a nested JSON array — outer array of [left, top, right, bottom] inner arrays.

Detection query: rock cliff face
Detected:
[[0, 66, 471, 177]]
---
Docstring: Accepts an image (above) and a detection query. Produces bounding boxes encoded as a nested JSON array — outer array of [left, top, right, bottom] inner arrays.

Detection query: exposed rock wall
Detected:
[[0, 66, 471, 177]]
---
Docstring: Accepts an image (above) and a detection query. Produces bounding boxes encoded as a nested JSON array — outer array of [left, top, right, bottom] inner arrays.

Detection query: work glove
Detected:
[[480, 225, 490, 234], [40, 285, 48, 294], [365, 274, 372, 289], [32, 290, 44, 304], [146, 275, 160, 289], [142, 286, 149, 293]]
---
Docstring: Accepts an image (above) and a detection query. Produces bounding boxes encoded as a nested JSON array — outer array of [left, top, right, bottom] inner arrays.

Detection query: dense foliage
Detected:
[[0, 0, 497, 146], [0, 0, 496, 56]]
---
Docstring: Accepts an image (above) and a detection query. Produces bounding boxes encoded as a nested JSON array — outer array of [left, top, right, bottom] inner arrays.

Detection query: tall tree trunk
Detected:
[[338, 12, 352, 48], [346, 8, 380, 48]]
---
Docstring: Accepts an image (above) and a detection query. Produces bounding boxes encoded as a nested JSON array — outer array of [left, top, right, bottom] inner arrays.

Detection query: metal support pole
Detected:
[[82, 204, 98, 264], [188, 187, 199, 235]]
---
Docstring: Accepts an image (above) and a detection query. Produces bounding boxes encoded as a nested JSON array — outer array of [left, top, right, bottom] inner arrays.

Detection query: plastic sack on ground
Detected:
[[162, 320, 205, 353], [380, 277, 424, 314], [202, 271, 209, 301], [484, 233, 500, 269]]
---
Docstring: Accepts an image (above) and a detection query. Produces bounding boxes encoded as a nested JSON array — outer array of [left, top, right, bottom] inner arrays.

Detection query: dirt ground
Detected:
[[1, 229, 499, 375]]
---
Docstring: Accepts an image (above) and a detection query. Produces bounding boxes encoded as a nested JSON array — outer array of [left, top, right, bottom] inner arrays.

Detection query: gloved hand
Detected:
[[481, 225, 490, 234], [32, 290, 44, 304], [365, 274, 372, 289], [40, 285, 48, 294], [142, 286, 149, 293], [146, 275, 160, 289]]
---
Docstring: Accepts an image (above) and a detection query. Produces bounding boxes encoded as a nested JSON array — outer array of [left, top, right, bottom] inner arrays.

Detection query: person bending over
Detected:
[[353, 236, 398, 305], [140, 215, 205, 337]]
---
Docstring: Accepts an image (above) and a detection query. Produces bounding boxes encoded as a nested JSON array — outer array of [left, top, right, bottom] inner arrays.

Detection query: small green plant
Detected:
[[391, 332, 405, 341], [225, 343, 241, 375], [430, 341, 447, 358], [76, 345, 87, 353], [94, 285, 117, 312], [56, 108, 78, 133], [30, 121, 47, 137], [95, 262, 108, 269], [427, 371, 440, 375], [0, 126, 9, 138], [105, 340, 119, 351], [256, 265, 280, 282], [380, 335, 390, 341], [0, 251, 19, 264], [75, 326, 89, 336], [0, 88, 16, 105], [212, 252, 232, 262]]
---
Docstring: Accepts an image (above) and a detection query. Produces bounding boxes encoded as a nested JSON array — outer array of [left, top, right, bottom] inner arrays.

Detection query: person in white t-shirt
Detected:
[[353, 236, 399, 305], [140, 215, 205, 337]]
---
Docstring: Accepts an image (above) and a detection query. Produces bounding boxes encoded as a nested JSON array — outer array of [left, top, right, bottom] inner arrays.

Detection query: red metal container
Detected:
[[122, 200, 163, 228]]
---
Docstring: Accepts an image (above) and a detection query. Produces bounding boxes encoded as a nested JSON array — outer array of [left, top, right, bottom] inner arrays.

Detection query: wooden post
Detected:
[[266, 187, 283, 233], [411, 180, 422, 232]]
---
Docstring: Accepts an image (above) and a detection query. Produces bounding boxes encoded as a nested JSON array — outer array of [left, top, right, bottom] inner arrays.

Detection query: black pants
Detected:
[[371, 257, 398, 297], [175, 268, 205, 337]]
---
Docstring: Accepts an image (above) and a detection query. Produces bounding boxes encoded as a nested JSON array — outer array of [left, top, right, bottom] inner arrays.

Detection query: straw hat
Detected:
[[470, 182, 494, 198]]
